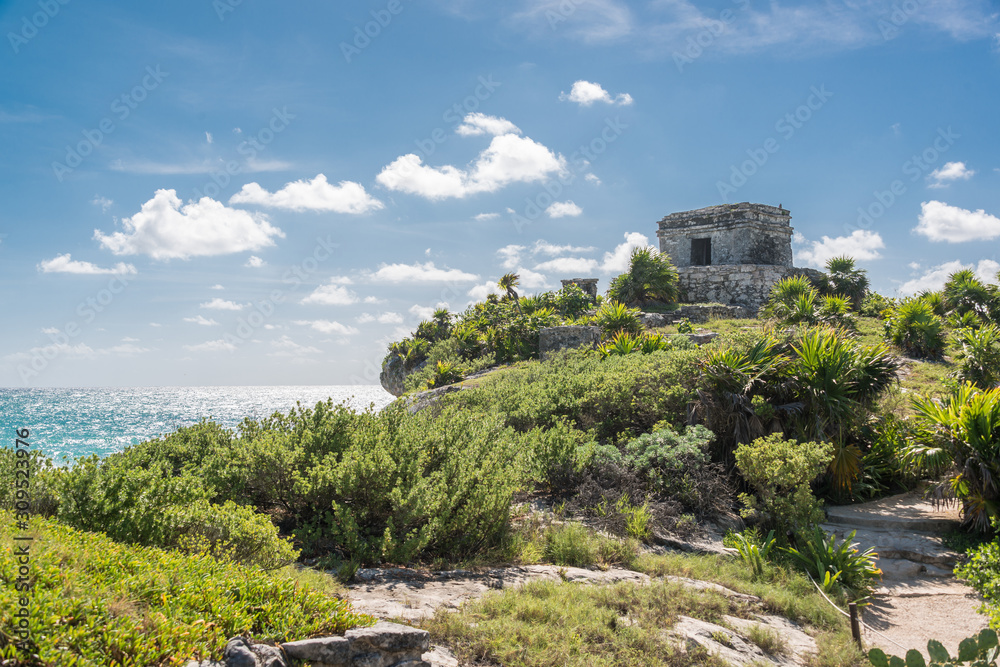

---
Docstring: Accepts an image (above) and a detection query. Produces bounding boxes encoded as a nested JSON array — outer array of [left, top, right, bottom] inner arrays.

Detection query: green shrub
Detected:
[[859, 291, 897, 318], [957, 532, 1000, 628], [622, 425, 714, 500], [544, 523, 597, 567], [554, 282, 597, 319], [597, 331, 672, 358], [595, 300, 643, 337], [909, 383, 1000, 531], [605, 247, 679, 309], [0, 513, 371, 666], [735, 434, 833, 533], [762, 275, 817, 321], [169, 499, 300, 569], [0, 448, 61, 517], [952, 323, 1000, 389], [730, 528, 777, 579], [815, 256, 869, 310], [784, 526, 880, 603], [869, 630, 1000, 667], [885, 299, 946, 358]]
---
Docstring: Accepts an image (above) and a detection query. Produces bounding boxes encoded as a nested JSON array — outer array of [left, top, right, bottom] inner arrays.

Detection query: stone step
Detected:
[[821, 524, 961, 567], [824, 493, 962, 534]]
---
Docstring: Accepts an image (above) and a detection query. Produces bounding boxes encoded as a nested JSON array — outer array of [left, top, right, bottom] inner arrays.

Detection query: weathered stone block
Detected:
[[539, 326, 601, 358]]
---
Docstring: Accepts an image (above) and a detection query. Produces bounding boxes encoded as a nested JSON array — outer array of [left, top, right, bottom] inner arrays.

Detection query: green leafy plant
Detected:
[[595, 300, 644, 337], [597, 331, 671, 358], [869, 629, 1000, 667], [677, 318, 693, 334], [952, 323, 1000, 389], [816, 255, 870, 310], [957, 528, 1000, 628], [734, 434, 833, 533], [605, 246, 679, 309], [426, 359, 465, 388], [885, 299, 946, 359], [859, 291, 897, 318], [785, 526, 881, 603], [730, 528, 777, 579], [908, 383, 1000, 531]]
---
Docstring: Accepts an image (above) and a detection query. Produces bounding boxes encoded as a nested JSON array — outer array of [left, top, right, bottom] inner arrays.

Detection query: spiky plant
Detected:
[[605, 247, 679, 309], [885, 299, 946, 359], [953, 324, 1000, 389], [817, 255, 870, 310]]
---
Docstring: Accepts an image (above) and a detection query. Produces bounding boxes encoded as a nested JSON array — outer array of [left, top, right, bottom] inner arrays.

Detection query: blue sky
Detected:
[[2, 0, 999, 387]]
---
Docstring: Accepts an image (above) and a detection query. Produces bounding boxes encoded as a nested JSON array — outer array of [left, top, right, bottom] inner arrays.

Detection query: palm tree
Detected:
[[606, 247, 679, 309], [497, 272, 523, 315], [817, 256, 869, 310]]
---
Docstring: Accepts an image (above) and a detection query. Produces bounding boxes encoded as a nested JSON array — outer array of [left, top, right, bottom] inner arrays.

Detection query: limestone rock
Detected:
[[222, 638, 287, 667], [380, 354, 425, 397], [539, 326, 600, 358]]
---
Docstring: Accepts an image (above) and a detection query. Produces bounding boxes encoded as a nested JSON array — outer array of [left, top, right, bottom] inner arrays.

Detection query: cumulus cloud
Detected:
[[229, 174, 384, 214], [559, 80, 633, 106], [91, 195, 113, 212], [210, 284, 225, 290], [546, 201, 583, 218], [456, 113, 521, 137], [467, 281, 505, 301], [928, 161, 975, 188], [532, 256, 601, 274], [184, 339, 237, 352], [900, 259, 1000, 296], [358, 312, 404, 324], [368, 262, 478, 283], [301, 281, 358, 306], [498, 244, 526, 270], [599, 232, 654, 273], [915, 201, 1000, 243], [408, 303, 449, 321], [376, 130, 567, 200], [294, 319, 360, 335], [267, 335, 321, 360], [200, 298, 245, 311], [474, 212, 500, 221], [533, 240, 596, 256], [37, 254, 137, 275], [183, 315, 219, 326], [94, 189, 283, 260], [530, 231, 652, 275], [245, 255, 266, 268], [794, 230, 885, 267]]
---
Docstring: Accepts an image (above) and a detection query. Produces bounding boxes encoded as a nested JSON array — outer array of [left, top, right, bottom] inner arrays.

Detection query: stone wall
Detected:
[[638, 304, 751, 328], [676, 265, 821, 312], [560, 278, 599, 300], [539, 326, 601, 358], [657, 203, 793, 268]]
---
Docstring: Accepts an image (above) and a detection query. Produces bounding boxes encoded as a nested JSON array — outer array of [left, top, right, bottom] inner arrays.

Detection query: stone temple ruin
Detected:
[[656, 202, 819, 311]]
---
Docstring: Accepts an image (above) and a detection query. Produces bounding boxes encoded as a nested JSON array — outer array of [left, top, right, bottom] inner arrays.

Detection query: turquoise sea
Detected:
[[0, 386, 395, 463]]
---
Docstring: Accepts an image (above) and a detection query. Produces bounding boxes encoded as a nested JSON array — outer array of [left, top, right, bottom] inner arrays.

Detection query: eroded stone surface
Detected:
[[671, 614, 810, 666]]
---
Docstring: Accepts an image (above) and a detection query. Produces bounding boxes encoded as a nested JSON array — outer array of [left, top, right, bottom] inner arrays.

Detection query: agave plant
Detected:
[[597, 331, 644, 358], [784, 526, 881, 603], [817, 255, 870, 310], [818, 294, 856, 329], [908, 383, 1000, 532], [762, 275, 818, 321], [606, 247, 679, 308]]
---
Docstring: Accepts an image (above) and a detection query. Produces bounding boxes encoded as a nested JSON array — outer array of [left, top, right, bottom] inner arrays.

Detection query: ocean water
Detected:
[[0, 386, 395, 463]]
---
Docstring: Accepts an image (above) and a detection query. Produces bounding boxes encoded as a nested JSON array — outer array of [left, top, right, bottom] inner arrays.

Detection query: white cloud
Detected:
[[376, 133, 567, 200], [364, 295, 385, 304], [794, 230, 885, 267], [517, 267, 550, 289], [456, 113, 521, 137], [91, 195, 113, 212], [106, 343, 151, 356], [546, 201, 583, 218], [267, 335, 321, 359], [498, 244, 526, 269], [559, 80, 633, 106], [294, 319, 360, 335], [245, 255, 266, 268], [377, 312, 403, 324], [301, 281, 358, 306], [200, 298, 245, 311], [183, 339, 237, 352], [533, 256, 600, 274], [205, 131, 213, 144], [149, 322, 162, 327], [121, 336, 139, 342], [184, 315, 219, 326], [929, 161, 975, 187], [94, 189, 283, 260], [900, 259, 1000, 296], [37, 254, 137, 276], [229, 174, 384, 214], [513, 0, 634, 43], [4, 342, 96, 362], [600, 231, 654, 273], [368, 262, 478, 283], [475, 212, 500, 221], [532, 240, 596, 256], [467, 281, 504, 301], [408, 303, 449, 320], [356, 313, 375, 324], [585, 173, 601, 185], [210, 284, 225, 290], [915, 201, 1000, 243]]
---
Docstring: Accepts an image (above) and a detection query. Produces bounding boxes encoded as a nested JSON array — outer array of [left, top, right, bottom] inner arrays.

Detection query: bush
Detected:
[[735, 434, 834, 534], [597, 331, 672, 358], [815, 256, 869, 310], [0, 513, 371, 666], [953, 323, 1000, 389], [595, 300, 643, 338], [885, 299, 946, 358], [605, 247, 679, 309], [870, 630, 1000, 667], [859, 291, 896, 318], [957, 532, 1000, 628], [784, 526, 880, 603], [762, 275, 817, 321], [909, 383, 1000, 532], [0, 448, 61, 517]]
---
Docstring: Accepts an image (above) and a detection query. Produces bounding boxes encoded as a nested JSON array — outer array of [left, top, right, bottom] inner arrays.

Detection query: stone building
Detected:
[[656, 202, 818, 311], [560, 278, 599, 300]]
